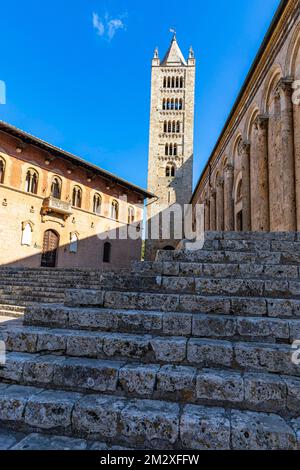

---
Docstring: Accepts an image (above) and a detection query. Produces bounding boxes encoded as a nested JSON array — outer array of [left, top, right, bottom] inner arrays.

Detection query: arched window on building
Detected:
[[51, 177, 62, 199], [163, 77, 167, 88], [162, 99, 166, 110], [128, 206, 135, 224], [169, 143, 173, 156], [176, 77, 179, 88], [174, 143, 178, 156], [103, 242, 111, 263], [111, 200, 119, 220], [25, 169, 38, 194], [72, 186, 82, 208], [236, 179, 243, 201], [93, 193, 102, 215], [180, 77, 184, 88], [167, 77, 171, 88], [165, 144, 169, 156], [163, 121, 167, 133], [179, 99, 183, 110], [166, 163, 176, 178], [176, 121, 180, 133], [168, 121, 172, 133], [172, 121, 176, 133], [171, 77, 175, 88], [70, 232, 78, 253], [167, 98, 171, 110], [171, 99, 175, 110], [0, 158, 5, 184]]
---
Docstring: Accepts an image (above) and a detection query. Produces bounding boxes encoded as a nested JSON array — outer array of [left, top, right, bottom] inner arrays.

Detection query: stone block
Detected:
[[103, 333, 151, 360], [157, 365, 196, 399], [65, 289, 104, 307], [150, 337, 187, 363], [196, 370, 243, 403], [192, 315, 236, 338], [187, 339, 233, 367], [180, 405, 230, 450], [244, 373, 286, 411], [162, 312, 192, 336], [0, 385, 40, 422], [119, 364, 159, 397]]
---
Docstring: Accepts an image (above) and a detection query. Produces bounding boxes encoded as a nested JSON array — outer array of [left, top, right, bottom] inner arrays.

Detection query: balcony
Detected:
[[42, 196, 72, 219]]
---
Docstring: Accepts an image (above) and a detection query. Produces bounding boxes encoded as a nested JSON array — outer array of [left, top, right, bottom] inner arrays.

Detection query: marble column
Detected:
[[224, 164, 234, 231], [216, 176, 224, 231], [253, 115, 270, 231], [277, 78, 296, 231], [209, 189, 216, 231], [239, 141, 251, 231], [204, 199, 210, 232]]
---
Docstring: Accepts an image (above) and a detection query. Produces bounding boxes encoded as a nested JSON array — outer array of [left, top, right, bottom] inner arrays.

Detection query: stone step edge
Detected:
[[62, 290, 300, 317], [1, 351, 299, 418], [23, 307, 300, 342], [0, 383, 298, 450]]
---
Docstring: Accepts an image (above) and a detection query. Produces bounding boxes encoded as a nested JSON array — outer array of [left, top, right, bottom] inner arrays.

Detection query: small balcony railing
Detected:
[[42, 196, 72, 217]]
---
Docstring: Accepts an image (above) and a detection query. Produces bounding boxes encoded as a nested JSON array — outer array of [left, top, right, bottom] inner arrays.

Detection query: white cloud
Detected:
[[92, 13, 105, 36], [92, 12, 126, 41]]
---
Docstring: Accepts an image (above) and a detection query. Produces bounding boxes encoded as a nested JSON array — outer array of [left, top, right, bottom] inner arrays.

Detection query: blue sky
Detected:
[[0, 0, 281, 190]]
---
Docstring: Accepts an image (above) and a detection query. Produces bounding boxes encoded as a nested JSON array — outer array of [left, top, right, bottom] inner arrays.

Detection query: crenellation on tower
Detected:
[[145, 35, 195, 260]]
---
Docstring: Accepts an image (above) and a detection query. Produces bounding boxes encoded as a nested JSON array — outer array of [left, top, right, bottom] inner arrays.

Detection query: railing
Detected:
[[42, 196, 72, 216]]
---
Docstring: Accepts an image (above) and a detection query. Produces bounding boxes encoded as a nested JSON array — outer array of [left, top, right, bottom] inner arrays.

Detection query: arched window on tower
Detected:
[[172, 121, 176, 133], [0, 158, 5, 184], [169, 143, 173, 156], [93, 193, 102, 215], [180, 77, 184, 88], [167, 99, 171, 110], [174, 143, 178, 156], [128, 206, 135, 224], [162, 99, 166, 110], [166, 163, 176, 178], [179, 99, 183, 110], [165, 144, 169, 156], [176, 77, 179, 88], [170, 99, 174, 110], [163, 121, 167, 133], [51, 177, 62, 199], [72, 186, 82, 208], [171, 77, 175, 88], [111, 200, 119, 220], [167, 77, 171, 88], [177, 121, 180, 133], [174, 99, 179, 110], [168, 121, 172, 133], [163, 77, 167, 88], [25, 169, 38, 194]]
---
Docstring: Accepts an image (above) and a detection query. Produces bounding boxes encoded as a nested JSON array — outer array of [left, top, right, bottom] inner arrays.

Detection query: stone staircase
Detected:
[[0, 268, 120, 317], [0, 232, 300, 450]]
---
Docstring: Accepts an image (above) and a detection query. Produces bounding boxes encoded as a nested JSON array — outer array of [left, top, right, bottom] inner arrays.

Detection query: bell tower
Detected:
[[145, 34, 196, 259]]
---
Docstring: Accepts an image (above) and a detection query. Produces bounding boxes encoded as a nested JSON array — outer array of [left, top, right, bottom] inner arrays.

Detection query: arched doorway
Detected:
[[41, 230, 59, 267]]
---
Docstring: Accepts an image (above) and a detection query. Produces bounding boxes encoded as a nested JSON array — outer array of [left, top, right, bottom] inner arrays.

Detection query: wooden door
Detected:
[[41, 230, 59, 267]]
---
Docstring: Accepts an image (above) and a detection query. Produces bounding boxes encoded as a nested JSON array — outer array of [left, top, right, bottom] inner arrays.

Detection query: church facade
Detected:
[[145, 35, 195, 259], [192, 0, 300, 233], [0, 121, 152, 269]]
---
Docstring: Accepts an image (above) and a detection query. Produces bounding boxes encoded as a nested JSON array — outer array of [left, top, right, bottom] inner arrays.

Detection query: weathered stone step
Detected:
[[1, 325, 299, 376], [0, 383, 297, 449], [1, 352, 299, 417], [65, 289, 300, 318], [132, 261, 300, 279], [201, 239, 300, 254], [24, 305, 300, 343]]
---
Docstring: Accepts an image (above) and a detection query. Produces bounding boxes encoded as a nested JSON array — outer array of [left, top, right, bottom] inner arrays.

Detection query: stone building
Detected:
[[0, 121, 152, 269], [192, 0, 300, 233], [145, 34, 195, 259]]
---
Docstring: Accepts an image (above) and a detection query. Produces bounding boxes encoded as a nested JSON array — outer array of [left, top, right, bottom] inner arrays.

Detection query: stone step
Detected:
[[200, 239, 300, 254], [65, 289, 300, 318], [24, 305, 300, 343], [1, 325, 299, 376], [132, 261, 300, 279], [156, 249, 300, 265], [1, 352, 299, 418], [0, 383, 297, 449]]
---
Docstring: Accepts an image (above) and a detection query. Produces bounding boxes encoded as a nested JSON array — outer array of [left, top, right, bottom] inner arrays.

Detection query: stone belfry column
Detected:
[[216, 176, 224, 231], [204, 199, 210, 232], [253, 115, 270, 231], [209, 189, 216, 231], [224, 164, 234, 231], [239, 141, 251, 231], [276, 78, 296, 231]]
